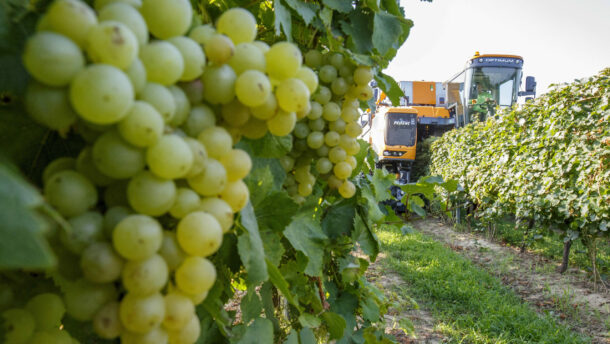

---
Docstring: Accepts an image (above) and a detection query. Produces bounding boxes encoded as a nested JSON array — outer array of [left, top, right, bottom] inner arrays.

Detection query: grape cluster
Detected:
[[18, 0, 275, 342], [281, 51, 374, 201]]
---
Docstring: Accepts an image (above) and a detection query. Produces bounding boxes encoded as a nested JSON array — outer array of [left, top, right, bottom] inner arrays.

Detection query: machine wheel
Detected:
[[398, 169, 411, 184]]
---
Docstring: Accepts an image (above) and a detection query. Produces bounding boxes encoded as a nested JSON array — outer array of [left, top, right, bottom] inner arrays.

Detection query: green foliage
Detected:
[[430, 69, 610, 254], [411, 136, 439, 181]]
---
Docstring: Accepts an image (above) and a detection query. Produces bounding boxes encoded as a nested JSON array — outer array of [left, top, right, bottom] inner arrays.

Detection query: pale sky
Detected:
[[384, 0, 610, 95]]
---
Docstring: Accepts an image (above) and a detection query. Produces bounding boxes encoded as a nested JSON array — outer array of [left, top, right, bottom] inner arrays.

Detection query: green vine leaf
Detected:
[[322, 0, 352, 13], [284, 213, 327, 276], [284, 0, 319, 25], [238, 202, 269, 285], [274, 0, 292, 39], [372, 11, 404, 55]]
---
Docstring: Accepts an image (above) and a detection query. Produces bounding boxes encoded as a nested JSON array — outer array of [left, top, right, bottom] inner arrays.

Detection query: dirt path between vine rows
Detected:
[[412, 218, 610, 344], [366, 254, 447, 344]]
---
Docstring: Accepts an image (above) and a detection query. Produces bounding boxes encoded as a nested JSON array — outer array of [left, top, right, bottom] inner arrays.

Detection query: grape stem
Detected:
[[315, 277, 329, 310]]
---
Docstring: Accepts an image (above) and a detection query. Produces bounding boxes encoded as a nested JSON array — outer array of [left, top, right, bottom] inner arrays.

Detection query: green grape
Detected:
[[294, 166, 311, 184], [168, 313, 200, 344], [235, 70, 271, 108], [221, 100, 251, 127], [307, 101, 323, 120], [85, 21, 138, 69], [198, 197, 234, 233], [333, 161, 352, 179], [339, 180, 356, 198], [279, 156, 294, 172], [98, 2, 148, 46], [295, 66, 319, 94], [357, 84, 374, 101], [201, 64, 236, 105], [118, 101, 164, 148], [347, 84, 360, 99], [306, 131, 324, 149], [319, 65, 338, 84], [197, 127, 232, 160], [293, 139, 308, 153], [42, 157, 75, 184], [341, 105, 359, 122], [345, 155, 357, 169], [219, 180, 249, 212], [119, 292, 165, 334], [159, 231, 187, 270], [293, 121, 310, 139], [331, 77, 348, 96], [95, 0, 142, 10], [188, 24, 215, 45], [2, 308, 35, 343], [241, 117, 268, 139], [177, 211, 223, 257], [304, 50, 322, 69], [178, 79, 204, 105], [24, 82, 77, 132], [45, 0, 97, 47], [251, 94, 278, 120], [329, 53, 344, 69], [127, 171, 177, 216], [103, 181, 130, 208], [175, 257, 216, 295], [25, 293, 64, 331], [220, 149, 252, 182], [140, 41, 184, 86], [137, 82, 176, 123], [345, 121, 362, 138], [122, 327, 168, 344], [252, 40, 270, 53], [113, 214, 163, 260], [267, 110, 296, 136], [146, 134, 194, 179], [187, 158, 227, 196], [265, 42, 302, 80], [140, 0, 192, 39], [296, 99, 312, 119], [70, 64, 134, 124], [216, 8, 257, 44], [329, 146, 347, 164], [297, 182, 313, 197], [168, 85, 191, 127], [93, 302, 121, 339], [315, 157, 333, 174], [345, 138, 361, 155], [329, 118, 346, 133], [184, 137, 208, 178], [64, 279, 117, 321], [169, 188, 201, 219], [313, 86, 331, 105], [168, 36, 205, 81], [322, 102, 341, 121], [204, 34, 235, 65], [125, 59, 147, 95], [76, 147, 115, 187], [163, 293, 194, 331], [183, 104, 216, 137], [25, 329, 73, 344], [324, 131, 340, 147], [327, 175, 343, 189], [339, 64, 354, 78], [92, 130, 145, 179], [229, 43, 265, 75], [353, 66, 374, 86], [276, 78, 310, 113], [80, 242, 124, 283], [122, 254, 168, 295], [339, 134, 355, 151], [308, 117, 325, 132], [316, 144, 329, 157], [44, 170, 97, 218], [61, 211, 104, 254], [23, 32, 84, 86]]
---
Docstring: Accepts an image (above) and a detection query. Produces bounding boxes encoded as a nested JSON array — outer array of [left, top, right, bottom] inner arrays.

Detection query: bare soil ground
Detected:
[[412, 218, 610, 344]]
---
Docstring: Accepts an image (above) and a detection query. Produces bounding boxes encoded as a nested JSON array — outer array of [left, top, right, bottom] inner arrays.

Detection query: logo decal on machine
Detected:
[[393, 119, 414, 126]]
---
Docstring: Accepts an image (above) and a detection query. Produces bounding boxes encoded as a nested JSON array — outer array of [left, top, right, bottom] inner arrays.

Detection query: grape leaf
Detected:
[[298, 313, 321, 328], [284, 0, 319, 25], [240, 287, 263, 323], [322, 199, 357, 239], [235, 318, 274, 344], [283, 330, 299, 344], [361, 297, 380, 322], [284, 213, 327, 276], [274, 0, 292, 40], [329, 292, 358, 338], [322, 0, 352, 13], [299, 328, 317, 344], [238, 203, 268, 285], [322, 311, 347, 340], [0, 163, 55, 269], [370, 169, 394, 202], [340, 9, 374, 54], [259, 228, 284, 267], [255, 191, 298, 233], [266, 258, 300, 310], [353, 213, 379, 260], [239, 134, 292, 159], [374, 72, 404, 106], [372, 11, 404, 55]]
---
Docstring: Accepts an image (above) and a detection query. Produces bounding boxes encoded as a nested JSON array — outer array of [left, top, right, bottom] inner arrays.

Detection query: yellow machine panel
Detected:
[[412, 81, 437, 105]]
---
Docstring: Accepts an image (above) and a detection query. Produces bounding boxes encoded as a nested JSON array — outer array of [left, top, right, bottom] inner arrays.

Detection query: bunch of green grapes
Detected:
[[20, 0, 267, 342], [280, 51, 374, 201], [1, 293, 76, 343]]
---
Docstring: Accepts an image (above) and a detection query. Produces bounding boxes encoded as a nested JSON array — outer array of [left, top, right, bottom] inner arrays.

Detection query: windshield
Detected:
[[385, 112, 417, 147], [465, 66, 522, 108]]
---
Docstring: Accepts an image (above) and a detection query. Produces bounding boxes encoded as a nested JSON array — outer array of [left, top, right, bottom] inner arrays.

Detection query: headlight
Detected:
[[383, 150, 391, 156], [383, 151, 403, 157]]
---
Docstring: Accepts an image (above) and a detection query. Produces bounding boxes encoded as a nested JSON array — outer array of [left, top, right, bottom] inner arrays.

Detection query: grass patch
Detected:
[[376, 224, 591, 344]]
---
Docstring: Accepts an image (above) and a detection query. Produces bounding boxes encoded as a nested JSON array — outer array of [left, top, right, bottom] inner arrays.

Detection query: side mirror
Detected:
[[525, 76, 536, 93], [361, 120, 369, 127]]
